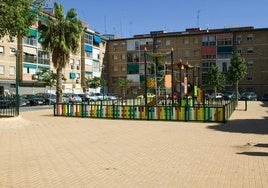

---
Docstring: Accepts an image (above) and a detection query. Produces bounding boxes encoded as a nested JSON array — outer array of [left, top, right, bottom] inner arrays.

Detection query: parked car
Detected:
[[210, 93, 224, 99], [261, 92, 268, 101], [105, 93, 118, 100], [240, 92, 257, 101], [0, 95, 12, 108], [87, 93, 106, 101], [137, 93, 156, 99], [22, 94, 45, 106], [20, 97, 30, 107], [223, 91, 240, 100], [36, 93, 56, 105], [63, 93, 82, 103]]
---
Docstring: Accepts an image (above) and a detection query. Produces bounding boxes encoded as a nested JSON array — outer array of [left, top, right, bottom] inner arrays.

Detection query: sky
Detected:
[[48, 0, 267, 38]]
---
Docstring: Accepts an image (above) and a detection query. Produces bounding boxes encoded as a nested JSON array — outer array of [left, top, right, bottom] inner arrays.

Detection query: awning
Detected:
[[29, 28, 37, 37], [23, 63, 37, 69], [127, 63, 139, 71], [23, 63, 50, 69], [93, 35, 101, 43], [23, 47, 37, 55], [85, 45, 92, 52], [69, 72, 76, 79]]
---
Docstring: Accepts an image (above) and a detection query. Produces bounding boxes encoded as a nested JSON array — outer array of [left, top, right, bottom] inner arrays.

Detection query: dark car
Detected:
[[36, 93, 56, 105], [240, 92, 257, 101], [261, 93, 268, 101], [22, 94, 45, 106], [0, 95, 12, 108]]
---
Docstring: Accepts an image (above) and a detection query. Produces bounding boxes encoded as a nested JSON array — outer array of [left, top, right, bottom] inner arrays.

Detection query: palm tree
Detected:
[[38, 2, 83, 103]]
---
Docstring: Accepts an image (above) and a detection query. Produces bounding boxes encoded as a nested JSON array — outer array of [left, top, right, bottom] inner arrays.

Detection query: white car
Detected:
[[62, 93, 82, 103]]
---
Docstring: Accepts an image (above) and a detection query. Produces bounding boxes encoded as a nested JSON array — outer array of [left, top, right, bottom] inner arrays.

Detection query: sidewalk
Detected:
[[0, 101, 267, 188]]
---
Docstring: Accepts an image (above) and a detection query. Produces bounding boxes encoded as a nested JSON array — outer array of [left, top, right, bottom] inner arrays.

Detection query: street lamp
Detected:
[[14, 50, 20, 116], [171, 48, 174, 106], [144, 48, 148, 106]]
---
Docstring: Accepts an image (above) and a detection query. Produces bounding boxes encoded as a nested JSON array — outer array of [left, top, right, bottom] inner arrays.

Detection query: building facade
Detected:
[[1, 23, 268, 100], [0, 16, 106, 95], [106, 27, 268, 99]]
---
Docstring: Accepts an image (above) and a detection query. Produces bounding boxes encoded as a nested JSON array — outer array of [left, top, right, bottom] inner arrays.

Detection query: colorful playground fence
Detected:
[[54, 100, 236, 123]]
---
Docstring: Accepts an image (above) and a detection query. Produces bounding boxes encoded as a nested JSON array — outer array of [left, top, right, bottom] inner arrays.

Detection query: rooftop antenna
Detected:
[[197, 9, 200, 27], [130, 21, 132, 37], [104, 15, 107, 34]]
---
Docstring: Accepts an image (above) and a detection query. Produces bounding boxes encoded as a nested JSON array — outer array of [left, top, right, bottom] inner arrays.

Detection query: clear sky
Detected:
[[49, 0, 267, 38]]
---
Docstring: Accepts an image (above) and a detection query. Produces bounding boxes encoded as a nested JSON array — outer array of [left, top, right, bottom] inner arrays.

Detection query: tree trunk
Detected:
[[235, 81, 239, 106], [56, 67, 63, 104]]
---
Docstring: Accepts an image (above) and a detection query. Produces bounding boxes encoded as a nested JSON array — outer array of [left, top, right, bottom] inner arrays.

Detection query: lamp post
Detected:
[[15, 50, 20, 116], [171, 48, 174, 106], [144, 48, 147, 106]]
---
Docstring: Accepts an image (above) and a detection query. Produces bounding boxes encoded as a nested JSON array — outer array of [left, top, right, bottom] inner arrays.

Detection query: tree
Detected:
[[118, 77, 132, 99], [86, 76, 102, 92], [32, 69, 66, 92], [38, 2, 83, 103], [0, 0, 45, 39], [227, 52, 247, 102], [205, 65, 226, 96]]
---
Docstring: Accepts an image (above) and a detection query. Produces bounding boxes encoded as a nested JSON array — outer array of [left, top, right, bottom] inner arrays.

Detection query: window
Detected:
[[121, 54, 126, 60], [247, 34, 253, 41], [166, 40, 171, 46], [237, 48, 242, 54], [10, 48, 16, 56], [121, 43, 126, 49], [76, 60, 80, 66], [183, 39, 189, 45], [193, 38, 198, 44], [112, 55, 118, 60], [113, 43, 118, 51], [113, 65, 118, 72], [184, 50, 190, 57], [23, 36, 37, 46], [247, 61, 254, 68], [85, 33, 93, 44], [236, 35, 242, 44], [92, 61, 100, 72], [85, 51, 92, 58], [38, 51, 50, 65], [246, 75, 253, 81], [0, 46, 4, 54], [121, 66, 126, 72], [9, 66, 15, 75], [222, 62, 227, 73], [0, 65, 4, 74], [76, 73, 80, 79], [247, 48, 253, 54], [194, 50, 199, 57], [70, 59, 74, 65]]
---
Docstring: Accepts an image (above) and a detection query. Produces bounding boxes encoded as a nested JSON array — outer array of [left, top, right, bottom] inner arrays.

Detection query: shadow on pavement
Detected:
[[207, 118, 268, 135], [237, 151, 268, 157]]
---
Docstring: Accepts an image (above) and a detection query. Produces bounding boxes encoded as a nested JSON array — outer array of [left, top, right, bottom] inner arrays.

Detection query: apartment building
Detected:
[[0, 16, 106, 95], [106, 26, 268, 99]]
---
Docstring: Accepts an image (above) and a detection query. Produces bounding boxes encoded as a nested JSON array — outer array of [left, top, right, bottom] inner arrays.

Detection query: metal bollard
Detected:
[[245, 100, 247, 111]]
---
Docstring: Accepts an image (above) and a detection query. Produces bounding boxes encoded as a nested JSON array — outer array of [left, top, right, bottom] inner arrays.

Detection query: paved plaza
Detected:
[[0, 101, 267, 188]]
